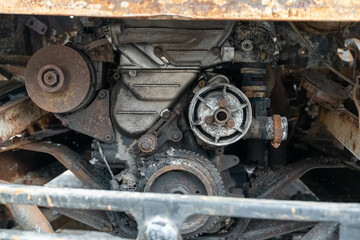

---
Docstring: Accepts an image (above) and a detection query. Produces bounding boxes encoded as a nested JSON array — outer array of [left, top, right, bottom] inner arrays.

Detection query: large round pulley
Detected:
[[25, 45, 95, 113], [189, 83, 252, 146], [139, 150, 224, 238]]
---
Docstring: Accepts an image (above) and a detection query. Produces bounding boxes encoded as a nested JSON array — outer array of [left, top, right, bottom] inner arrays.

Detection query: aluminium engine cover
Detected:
[[25, 45, 95, 113], [189, 83, 252, 146]]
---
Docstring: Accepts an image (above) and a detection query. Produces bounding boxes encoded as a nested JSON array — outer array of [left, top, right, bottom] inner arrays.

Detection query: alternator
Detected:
[[189, 83, 252, 146]]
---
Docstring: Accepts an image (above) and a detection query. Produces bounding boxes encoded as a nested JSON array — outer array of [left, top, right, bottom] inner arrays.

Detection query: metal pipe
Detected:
[[0, 180, 53, 233], [0, 229, 121, 240], [0, 183, 359, 240]]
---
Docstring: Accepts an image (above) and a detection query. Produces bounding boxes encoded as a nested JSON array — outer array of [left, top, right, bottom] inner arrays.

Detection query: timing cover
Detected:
[[112, 70, 197, 136]]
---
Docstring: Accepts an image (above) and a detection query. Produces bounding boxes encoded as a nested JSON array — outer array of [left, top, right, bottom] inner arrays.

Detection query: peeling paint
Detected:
[[0, 0, 358, 21]]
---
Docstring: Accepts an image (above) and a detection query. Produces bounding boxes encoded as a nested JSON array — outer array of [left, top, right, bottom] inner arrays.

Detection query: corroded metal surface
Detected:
[[0, 96, 46, 143], [0, 180, 54, 233], [25, 45, 94, 113], [319, 107, 360, 160], [0, 184, 360, 239], [0, 0, 359, 21]]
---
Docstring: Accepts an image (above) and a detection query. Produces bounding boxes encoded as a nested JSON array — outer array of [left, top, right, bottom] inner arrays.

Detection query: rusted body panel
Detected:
[[0, 0, 359, 21], [319, 107, 360, 160], [0, 96, 46, 144]]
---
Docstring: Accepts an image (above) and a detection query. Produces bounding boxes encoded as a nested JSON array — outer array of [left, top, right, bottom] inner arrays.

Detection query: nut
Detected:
[[226, 118, 236, 128], [205, 115, 214, 124], [219, 99, 227, 108]]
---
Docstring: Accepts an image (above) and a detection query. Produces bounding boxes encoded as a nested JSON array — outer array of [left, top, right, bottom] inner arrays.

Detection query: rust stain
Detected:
[[0, 0, 358, 21], [107, 205, 112, 210], [291, 207, 296, 216], [10, 236, 19, 240], [46, 195, 54, 207], [13, 189, 24, 196], [27, 194, 31, 200]]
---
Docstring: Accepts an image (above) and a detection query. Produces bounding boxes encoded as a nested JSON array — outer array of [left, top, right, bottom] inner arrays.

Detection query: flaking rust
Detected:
[[0, 0, 359, 21]]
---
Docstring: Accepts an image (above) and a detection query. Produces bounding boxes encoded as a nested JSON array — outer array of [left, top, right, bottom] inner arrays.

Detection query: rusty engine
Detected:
[[0, 15, 359, 240]]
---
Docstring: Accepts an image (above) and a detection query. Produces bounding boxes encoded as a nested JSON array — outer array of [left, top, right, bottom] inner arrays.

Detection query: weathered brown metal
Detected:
[[301, 70, 349, 109], [25, 45, 94, 113], [56, 90, 116, 143], [318, 107, 360, 160], [19, 141, 107, 189], [0, 180, 54, 233], [0, 0, 359, 21], [0, 96, 46, 144], [0, 183, 360, 240]]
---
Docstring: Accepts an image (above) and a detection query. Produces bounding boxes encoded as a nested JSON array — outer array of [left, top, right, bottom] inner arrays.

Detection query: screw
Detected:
[[172, 132, 180, 140], [205, 115, 214, 124], [216, 147, 224, 155], [161, 109, 171, 119], [153, 46, 164, 57], [61, 119, 69, 126], [129, 70, 137, 77], [98, 90, 106, 99], [43, 71, 59, 86], [219, 99, 227, 108], [105, 135, 112, 142], [198, 80, 206, 88], [211, 47, 221, 56], [226, 118, 236, 128], [113, 72, 120, 80]]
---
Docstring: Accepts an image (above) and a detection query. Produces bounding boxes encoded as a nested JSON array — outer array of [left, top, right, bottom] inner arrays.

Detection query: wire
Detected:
[[288, 22, 354, 86], [95, 140, 115, 179]]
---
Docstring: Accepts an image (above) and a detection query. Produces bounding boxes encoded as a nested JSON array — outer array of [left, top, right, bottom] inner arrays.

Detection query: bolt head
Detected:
[[226, 119, 236, 128], [172, 132, 180, 140], [104, 135, 112, 142], [219, 99, 227, 108], [198, 80, 206, 88], [98, 90, 107, 99], [61, 119, 70, 126], [205, 115, 214, 124]]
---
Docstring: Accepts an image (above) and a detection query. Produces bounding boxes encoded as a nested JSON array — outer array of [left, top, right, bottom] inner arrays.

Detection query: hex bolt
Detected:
[[211, 47, 221, 56], [104, 135, 112, 142], [37, 64, 66, 93], [198, 80, 206, 88], [129, 70, 137, 77], [172, 132, 180, 140], [161, 109, 171, 119], [141, 140, 150, 149], [98, 90, 106, 99], [61, 119, 70, 127], [241, 40, 253, 51], [153, 46, 164, 57], [113, 72, 121, 80], [219, 99, 227, 108], [205, 115, 214, 124], [226, 118, 236, 128], [138, 135, 157, 153], [43, 70, 59, 86]]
